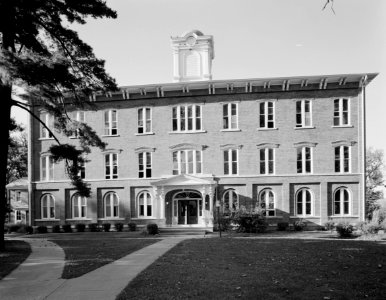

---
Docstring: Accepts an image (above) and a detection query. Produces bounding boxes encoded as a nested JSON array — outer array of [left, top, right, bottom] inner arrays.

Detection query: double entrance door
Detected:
[[177, 200, 198, 225]]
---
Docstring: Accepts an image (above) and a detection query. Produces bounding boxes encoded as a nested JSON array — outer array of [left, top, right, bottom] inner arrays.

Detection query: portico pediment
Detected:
[[151, 174, 216, 187]]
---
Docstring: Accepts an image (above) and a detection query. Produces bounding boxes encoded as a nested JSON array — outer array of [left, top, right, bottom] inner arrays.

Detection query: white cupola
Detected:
[[171, 30, 214, 82]]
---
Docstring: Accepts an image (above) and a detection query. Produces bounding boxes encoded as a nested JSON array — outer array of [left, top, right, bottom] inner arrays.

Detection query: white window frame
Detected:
[[296, 100, 312, 128], [104, 110, 118, 136], [78, 160, 86, 179], [259, 101, 275, 129], [224, 149, 239, 175], [41, 194, 55, 219], [172, 150, 203, 175], [16, 191, 21, 202], [15, 210, 22, 222], [105, 153, 118, 179], [333, 98, 350, 126], [40, 112, 54, 139], [172, 105, 202, 132], [222, 103, 238, 130], [260, 148, 275, 175], [104, 192, 119, 218], [137, 107, 152, 134], [41, 155, 54, 181], [71, 111, 85, 137], [335, 146, 351, 173], [295, 189, 313, 217], [333, 187, 351, 216], [297, 147, 312, 174], [138, 191, 153, 218], [72, 193, 87, 219], [138, 152, 152, 178], [222, 189, 239, 214], [259, 189, 275, 217]]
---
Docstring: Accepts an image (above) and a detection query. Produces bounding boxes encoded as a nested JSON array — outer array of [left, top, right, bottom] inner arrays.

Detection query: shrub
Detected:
[[8, 224, 21, 233], [25, 226, 33, 234], [146, 223, 159, 235], [52, 224, 61, 233], [16, 225, 28, 233], [294, 219, 306, 231], [103, 223, 111, 232], [324, 220, 335, 232], [371, 206, 386, 225], [277, 222, 289, 231], [336, 221, 354, 238], [37, 225, 48, 234], [62, 224, 72, 233], [76, 223, 86, 232], [88, 223, 99, 232], [128, 222, 137, 232], [115, 222, 124, 232], [231, 206, 267, 233]]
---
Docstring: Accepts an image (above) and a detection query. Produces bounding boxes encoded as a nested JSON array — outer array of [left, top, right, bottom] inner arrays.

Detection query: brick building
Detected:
[[28, 30, 377, 229]]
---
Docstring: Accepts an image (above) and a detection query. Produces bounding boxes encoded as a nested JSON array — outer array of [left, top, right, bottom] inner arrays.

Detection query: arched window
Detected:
[[138, 191, 152, 217], [260, 189, 275, 216], [334, 187, 350, 215], [223, 189, 238, 214], [296, 189, 312, 216], [72, 193, 87, 219], [104, 192, 119, 218], [41, 194, 55, 219]]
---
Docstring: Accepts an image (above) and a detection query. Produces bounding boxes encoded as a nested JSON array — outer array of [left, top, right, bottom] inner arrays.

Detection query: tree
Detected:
[[366, 147, 385, 219], [7, 118, 28, 184], [0, 0, 118, 250]]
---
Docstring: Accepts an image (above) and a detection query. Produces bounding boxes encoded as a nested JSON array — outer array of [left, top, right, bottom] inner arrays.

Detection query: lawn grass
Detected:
[[49, 233, 160, 279], [0, 240, 31, 280], [117, 237, 386, 300]]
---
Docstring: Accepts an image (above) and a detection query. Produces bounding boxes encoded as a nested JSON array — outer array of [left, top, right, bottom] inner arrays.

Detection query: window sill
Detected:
[[220, 129, 241, 132], [97, 218, 125, 221], [65, 218, 92, 221], [102, 134, 120, 137], [168, 130, 207, 134], [135, 132, 155, 136], [105, 178, 119, 180], [35, 219, 60, 221], [290, 216, 320, 219], [329, 215, 358, 218], [294, 126, 315, 130], [332, 125, 353, 128], [266, 216, 283, 219], [39, 138, 55, 141], [257, 128, 278, 131], [131, 217, 156, 220]]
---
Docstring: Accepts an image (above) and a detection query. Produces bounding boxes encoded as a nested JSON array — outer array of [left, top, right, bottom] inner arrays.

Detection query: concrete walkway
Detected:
[[0, 237, 188, 300], [0, 238, 66, 300]]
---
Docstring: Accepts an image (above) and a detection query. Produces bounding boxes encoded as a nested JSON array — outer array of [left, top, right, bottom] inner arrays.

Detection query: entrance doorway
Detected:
[[173, 191, 202, 225]]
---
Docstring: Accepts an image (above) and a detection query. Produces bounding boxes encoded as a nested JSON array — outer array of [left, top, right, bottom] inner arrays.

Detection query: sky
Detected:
[[12, 0, 385, 154]]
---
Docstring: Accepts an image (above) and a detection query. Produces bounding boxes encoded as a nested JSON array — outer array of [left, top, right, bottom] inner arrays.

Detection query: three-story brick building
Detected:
[[28, 30, 377, 229]]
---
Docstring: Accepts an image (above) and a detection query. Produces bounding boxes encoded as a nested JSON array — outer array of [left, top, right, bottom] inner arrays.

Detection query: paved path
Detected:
[[0, 238, 65, 300], [0, 237, 189, 300]]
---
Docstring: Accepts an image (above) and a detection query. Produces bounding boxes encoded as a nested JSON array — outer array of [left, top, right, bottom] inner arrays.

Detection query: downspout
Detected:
[[360, 76, 367, 221], [27, 103, 34, 226]]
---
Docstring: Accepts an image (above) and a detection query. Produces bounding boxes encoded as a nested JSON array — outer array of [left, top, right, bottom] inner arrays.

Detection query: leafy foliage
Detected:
[[128, 222, 137, 232], [7, 119, 27, 184], [146, 223, 159, 235], [335, 221, 354, 238], [366, 148, 385, 219], [231, 206, 267, 233]]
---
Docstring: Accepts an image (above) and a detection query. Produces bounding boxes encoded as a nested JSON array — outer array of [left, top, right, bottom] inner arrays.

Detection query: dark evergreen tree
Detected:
[[0, 0, 117, 250]]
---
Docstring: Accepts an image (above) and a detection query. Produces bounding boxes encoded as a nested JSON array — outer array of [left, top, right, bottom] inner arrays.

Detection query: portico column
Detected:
[[160, 187, 165, 219]]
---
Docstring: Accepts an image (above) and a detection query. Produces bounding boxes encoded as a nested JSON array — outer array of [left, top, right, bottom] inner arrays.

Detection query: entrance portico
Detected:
[[151, 174, 216, 227]]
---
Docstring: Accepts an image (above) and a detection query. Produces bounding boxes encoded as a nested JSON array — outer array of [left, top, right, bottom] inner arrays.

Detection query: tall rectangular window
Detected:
[[138, 152, 152, 178], [260, 148, 274, 174], [41, 156, 54, 181], [138, 108, 152, 134], [172, 105, 202, 132], [259, 101, 275, 129], [71, 111, 85, 137], [172, 150, 202, 175], [40, 113, 54, 138], [223, 103, 238, 129], [296, 100, 312, 127], [104, 110, 118, 135], [105, 153, 118, 179], [78, 161, 86, 179], [224, 149, 238, 175], [333, 98, 350, 126], [335, 146, 350, 173], [297, 147, 312, 174]]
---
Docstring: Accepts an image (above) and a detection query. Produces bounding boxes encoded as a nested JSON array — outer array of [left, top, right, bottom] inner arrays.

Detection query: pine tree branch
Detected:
[[12, 100, 61, 144]]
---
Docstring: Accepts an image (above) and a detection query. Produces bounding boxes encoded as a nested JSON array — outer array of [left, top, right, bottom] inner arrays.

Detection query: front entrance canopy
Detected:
[[151, 174, 216, 187]]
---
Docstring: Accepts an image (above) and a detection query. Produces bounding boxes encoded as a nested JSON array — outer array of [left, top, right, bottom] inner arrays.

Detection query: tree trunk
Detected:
[[0, 83, 12, 251]]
